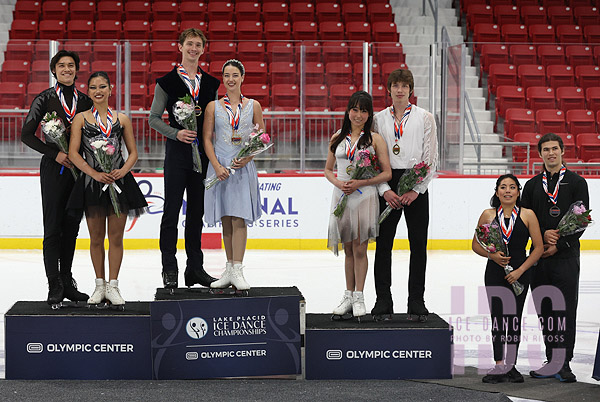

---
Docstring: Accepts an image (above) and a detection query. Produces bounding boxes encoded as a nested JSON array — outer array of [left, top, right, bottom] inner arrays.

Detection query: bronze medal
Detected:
[[549, 205, 561, 217], [195, 105, 203, 117], [393, 143, 400, 155], [231, 128, 242, 145]]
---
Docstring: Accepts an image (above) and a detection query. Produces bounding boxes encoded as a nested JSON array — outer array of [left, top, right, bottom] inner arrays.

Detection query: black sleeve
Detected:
[[556, 175, 590, 251], [20, 92, 59, 159]]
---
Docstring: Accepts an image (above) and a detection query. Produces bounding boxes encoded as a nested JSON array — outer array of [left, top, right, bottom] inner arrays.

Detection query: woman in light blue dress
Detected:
[[203, 59, 264, 291]]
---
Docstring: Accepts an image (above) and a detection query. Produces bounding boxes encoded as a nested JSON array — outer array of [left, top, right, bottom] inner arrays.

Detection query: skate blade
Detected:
[[407, 314, 428, 323], [372, 314, 393, 322], [331, 313, 353, 321]]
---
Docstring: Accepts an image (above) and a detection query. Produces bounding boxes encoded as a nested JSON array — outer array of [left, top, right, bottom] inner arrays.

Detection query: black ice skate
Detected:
[[371, 297, 393, 321], [47, 275, 64, 310], [61, 273, 89, 307], [407, 299, 429, 323], [184, 268, 217, 288], [162, 270, 178, 295]]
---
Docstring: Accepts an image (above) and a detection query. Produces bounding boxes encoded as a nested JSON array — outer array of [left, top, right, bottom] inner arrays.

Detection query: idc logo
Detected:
[[186, 352, 199, 360], [326, 350, 343, 360], [186, 317, 208, 339], [27, 343, 43, 354]]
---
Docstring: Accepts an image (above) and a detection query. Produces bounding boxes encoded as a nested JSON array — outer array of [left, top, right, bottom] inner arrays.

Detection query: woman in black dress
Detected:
[[472, 174, 543, 383], [21, 49, 93, 308], [68, 71, 147, 309]]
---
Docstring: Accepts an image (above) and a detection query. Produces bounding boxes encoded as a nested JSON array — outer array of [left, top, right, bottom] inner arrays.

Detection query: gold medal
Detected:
[[195, 105, 202, 117], [346, 164, 355, 175], [393, 143, 400, 155], [231, 128, 242, 145]]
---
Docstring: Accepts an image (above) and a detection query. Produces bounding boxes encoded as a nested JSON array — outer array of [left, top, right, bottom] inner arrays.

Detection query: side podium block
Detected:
[[5, 301, 152, 379], [151, 287, 304, 379], [305, 313, 453, 380]]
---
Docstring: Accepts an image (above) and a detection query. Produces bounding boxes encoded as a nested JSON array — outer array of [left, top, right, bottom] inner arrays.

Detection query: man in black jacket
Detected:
[[21, 50, 93, 308], [521, 133, 589, 383], [149, 28, 220, 289]]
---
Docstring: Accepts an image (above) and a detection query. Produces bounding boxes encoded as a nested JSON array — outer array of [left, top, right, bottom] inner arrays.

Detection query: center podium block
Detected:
[[305, 313, 453, 380], [151, 287, 304, 379]]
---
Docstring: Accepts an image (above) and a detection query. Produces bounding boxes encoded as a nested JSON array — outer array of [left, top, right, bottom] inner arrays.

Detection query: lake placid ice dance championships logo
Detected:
[[186, 317, 208, 339]]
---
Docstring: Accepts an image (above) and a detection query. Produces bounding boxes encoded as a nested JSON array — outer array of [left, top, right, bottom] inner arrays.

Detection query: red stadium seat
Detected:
[[152, 21, 179, 41], [305, 84, 329, 108], [30, 60, 50, 83], [179, 1, 207, 22], [237, 41, 265, 62], [325, 62, 353, 85], [537, 45, 566, 67], [263, 2, 289, 21], [371, 84, 389, 110], [264, 21, 291, 41], [495, 86, 526, 129], [124, 1, 151, 21], [473, 23, 501, 53], [547, 65, 575, 88], [466, 4, 494, 40], [346, 22, 371, 42], [150, 41, 178, 62], [208, 21, 235, 41], [575, 65, 600, 90], [1, 60, 30, 84], [529, 25, 557, 44], [381, 62, 408, 79], [0, 82, 26, 109], [480, 45, 510, 78], [270, 62, 297, 84], [5, 40, 34, 63], [91, 60, 117, 84], [180, 20, 207, 33], [342, 3, 367, 23], [272, 84, 300, 109], [290, 2, 315, 22], [316, 3, 341, 23], [586, 87, 600, 113], [237, 21, 264, 41], [367, 3, 394, 24], [514, 132, 542, 162], [208, 42, 235, 64], [372, 22, 399, 42], [556, 25, 584, 44], [556, 87, 586, 111], [521, 5, 547, 26], [576, 133, 600, 161], [123, 21, 150, 40], [348, 42, 365, 64], [566, 109, 596, 135], [26, 82, 48, 105], [505, 108, 535, 139], [319, 22, 345, 41], [292, 22, 318, 41], [583, 25, 600, 43], [97, 1, 124, 20], [130, 61, 149, 84], [93, 40, 119, 62], [266, 42, 295, 63], [95, 20, 122, 40], [207, 1, 234, 20], [302, 41, 322, 63], [243, 61, 268, 84], [243, 83, 270, 108], [152, 1, 179, 22], [536, 109, 566, 134], [70, 1, 96, 21], [67, 20, 94, 40], [510, 45, 538, 66], [518, 65, 546, 88], [527, 86, 556, 111], [501, 24, 529, 43], [329, 84, 356, 111], [495, 5, 520, 25], [547, 6, 574, 26], [574, 6, 600, 27], [565, 45, 594, 67], [10, 20, 38, 40], [149, 61, 177, 83], [488, 64, 517, 101], [13, 1, 42, 21], [38, 20, 65, 40], [42, 1, 67, 20], [556, 133, 577, 158], [305, 62, 325, 84], [128, 83, 149, 110], [374, 43, 405, 65], [322, 42, 349, 64]]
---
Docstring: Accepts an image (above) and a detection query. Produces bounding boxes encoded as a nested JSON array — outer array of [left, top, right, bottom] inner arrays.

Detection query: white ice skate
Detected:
[[230, 263, 250, 291], [331, 290, 353, 320], [210, 262, 233, 289], [87, 278, 106, 306], [105, 279, 125, 310], [352, 291, 366, 322]]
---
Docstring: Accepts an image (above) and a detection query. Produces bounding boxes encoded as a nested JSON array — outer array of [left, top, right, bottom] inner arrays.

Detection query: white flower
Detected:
[[90, 139, 108, 149]]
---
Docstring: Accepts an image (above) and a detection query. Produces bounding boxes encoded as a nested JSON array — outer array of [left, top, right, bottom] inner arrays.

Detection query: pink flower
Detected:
[[105, 144, 116, 155], [488, 245, 496, 253], [573, 205, 586, 215], [259, 132, 270, 144]]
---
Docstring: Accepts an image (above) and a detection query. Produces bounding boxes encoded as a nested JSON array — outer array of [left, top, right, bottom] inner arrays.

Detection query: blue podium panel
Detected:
[[151, 287, 303, 379], [305, 313, 453, 380], [5, 302, 152, 380]]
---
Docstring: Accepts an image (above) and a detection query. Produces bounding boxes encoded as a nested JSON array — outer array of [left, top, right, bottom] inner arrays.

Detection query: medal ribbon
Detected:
[[542, 166, 566, 205], [91, 106, 113, 138], [497, 205, 519, 246], [223, 94, 244, 131], [177, 64, 200, 103], [54, 83, 78, 123], [390, 103, 412, 140], [345, 130, 364, 162]]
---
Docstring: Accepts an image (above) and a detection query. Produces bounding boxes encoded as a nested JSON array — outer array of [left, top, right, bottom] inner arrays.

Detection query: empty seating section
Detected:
[[466, 0, 600, 161], [3, 0, 401, 112]]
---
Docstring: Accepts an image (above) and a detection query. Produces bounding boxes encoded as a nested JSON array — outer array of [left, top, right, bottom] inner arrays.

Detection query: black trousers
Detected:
[[374, 169, 429, 304], [160, 160, 207, 273], [485, 260, 530, 363], [39, 155, 81, 278], [531, 256, 580, 363]]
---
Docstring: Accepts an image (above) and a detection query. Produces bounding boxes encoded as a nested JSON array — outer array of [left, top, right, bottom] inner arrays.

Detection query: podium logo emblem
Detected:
[[326, 350, 343, 360], [26, 343, 43, 354], [186, 352, 199, 360], [186, 317, 209, 339]]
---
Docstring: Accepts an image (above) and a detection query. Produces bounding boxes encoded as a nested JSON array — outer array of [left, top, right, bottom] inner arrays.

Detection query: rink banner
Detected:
[[150, 293, 302, 379], [5, 302, 152, 380], [2, 175, 600, 249]]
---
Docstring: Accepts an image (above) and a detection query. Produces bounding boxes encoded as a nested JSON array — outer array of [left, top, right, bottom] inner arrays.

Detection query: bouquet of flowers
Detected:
[[475, 221, 524, 296], [378, 161, 430, 224], [557, 201, 593, 236], [204, 124, 273, 190], [173, 94, 202, 173], [89, 136, 121, 218], [41, 111, 78, 180], [332, 149, 380, 218]]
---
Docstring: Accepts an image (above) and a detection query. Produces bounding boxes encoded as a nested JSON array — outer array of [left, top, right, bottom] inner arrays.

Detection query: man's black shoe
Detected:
[[162, 270, 178, 289], [184, 268, 216, 287], [555, 362, 577, 383]]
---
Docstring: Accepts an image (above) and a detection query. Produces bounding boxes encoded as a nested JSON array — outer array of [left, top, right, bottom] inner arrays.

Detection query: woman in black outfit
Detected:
[[21, 50, 93, 308], [472, 174, 543, 383]]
